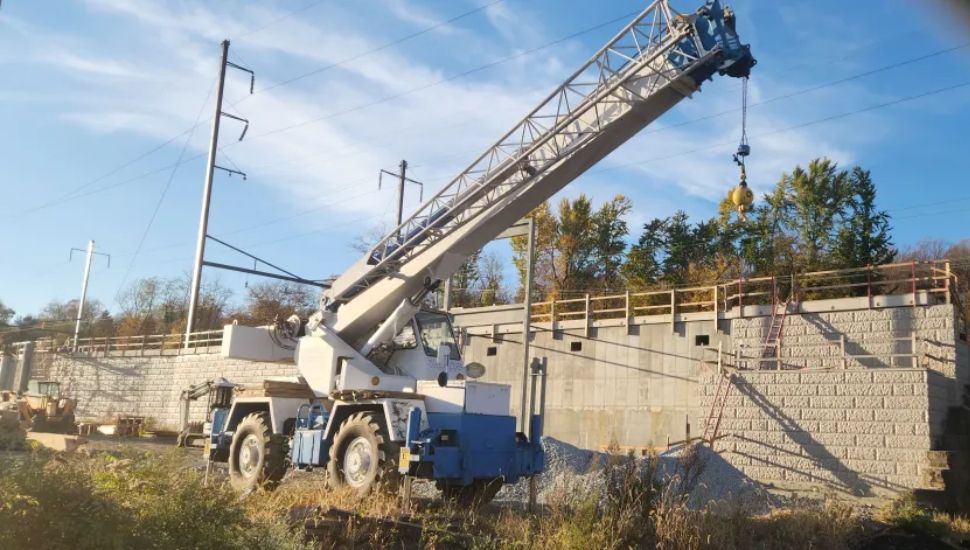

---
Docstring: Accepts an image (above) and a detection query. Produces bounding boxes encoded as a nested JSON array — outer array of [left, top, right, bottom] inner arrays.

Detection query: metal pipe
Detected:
[[186, 40, 229, 346], [518, 217, 536, 433]]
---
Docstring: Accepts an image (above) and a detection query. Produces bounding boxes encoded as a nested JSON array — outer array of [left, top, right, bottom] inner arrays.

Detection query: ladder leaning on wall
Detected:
[[758, 295, 795, 370], [704, 293, 797, 447]]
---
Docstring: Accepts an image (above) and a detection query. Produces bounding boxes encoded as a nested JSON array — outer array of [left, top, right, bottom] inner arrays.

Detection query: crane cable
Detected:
[[730, 76, 754, 222]]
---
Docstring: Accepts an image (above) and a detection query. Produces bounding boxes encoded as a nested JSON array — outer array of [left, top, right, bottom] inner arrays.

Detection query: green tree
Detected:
[[622, 218, 666, 288], [780, 158, 850, 270], [590, 195, 633, 291], [834, 167, 895, 267]]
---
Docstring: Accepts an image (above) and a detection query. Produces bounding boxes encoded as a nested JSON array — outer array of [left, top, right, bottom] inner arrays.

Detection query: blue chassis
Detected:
[[287, 405, 545, 486]]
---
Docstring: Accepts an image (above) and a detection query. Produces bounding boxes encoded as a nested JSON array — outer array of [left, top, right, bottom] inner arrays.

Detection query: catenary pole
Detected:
[[186, 40, 229, 347], [72, 240, 95, 351]]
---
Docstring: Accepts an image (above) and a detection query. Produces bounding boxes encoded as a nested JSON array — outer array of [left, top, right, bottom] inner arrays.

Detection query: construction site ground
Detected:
[[4, 433, 968, 549]]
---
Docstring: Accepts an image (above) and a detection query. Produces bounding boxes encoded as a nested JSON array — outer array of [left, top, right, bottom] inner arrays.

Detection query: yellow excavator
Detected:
[[0, 380, 77, 434]]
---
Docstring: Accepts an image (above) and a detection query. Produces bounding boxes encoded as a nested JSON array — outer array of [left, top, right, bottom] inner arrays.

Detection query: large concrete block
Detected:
[[810, 396, 854, 409]]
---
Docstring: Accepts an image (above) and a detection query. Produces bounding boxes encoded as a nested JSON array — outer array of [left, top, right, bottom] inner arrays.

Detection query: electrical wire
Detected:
[[248, 10, 642, 139], [253, 0, 506, 94], [114, 80, 215, 297]]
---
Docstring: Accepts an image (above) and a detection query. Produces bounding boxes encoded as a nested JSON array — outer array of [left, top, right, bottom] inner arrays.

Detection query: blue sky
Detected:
[[2, 0, 970, 318]]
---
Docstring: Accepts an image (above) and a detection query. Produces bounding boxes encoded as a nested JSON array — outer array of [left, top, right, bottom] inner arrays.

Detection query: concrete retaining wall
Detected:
[[704, 369, 941, 497], [457, 303, 966, 451], [43, 353, 297, 430]]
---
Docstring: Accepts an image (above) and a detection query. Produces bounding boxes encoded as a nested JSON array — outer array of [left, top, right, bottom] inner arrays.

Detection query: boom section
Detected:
[[324, 0, 754, 313]]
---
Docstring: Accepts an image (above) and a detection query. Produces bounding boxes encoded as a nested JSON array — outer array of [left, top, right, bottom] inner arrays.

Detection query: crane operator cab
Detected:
[[367, 310, 471, 384]]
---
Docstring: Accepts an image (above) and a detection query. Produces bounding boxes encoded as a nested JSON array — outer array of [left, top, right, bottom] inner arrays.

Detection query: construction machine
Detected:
[[209, 0, 755, 503], [0, 380, 77, 434], [176, 378, 234, 448]]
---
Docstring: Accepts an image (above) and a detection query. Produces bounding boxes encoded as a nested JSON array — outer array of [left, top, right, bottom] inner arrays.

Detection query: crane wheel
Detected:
[[439, 478, 504, 507], [228, 412, 286, 493], [328, 411, 400, 494]]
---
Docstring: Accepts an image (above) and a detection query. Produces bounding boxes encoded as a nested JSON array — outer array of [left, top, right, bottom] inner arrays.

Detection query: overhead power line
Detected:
[[115, 81, 216, 297], [254, 0, 506, 94], [250, 10, 641, 139], [111, 79, 970, 275]]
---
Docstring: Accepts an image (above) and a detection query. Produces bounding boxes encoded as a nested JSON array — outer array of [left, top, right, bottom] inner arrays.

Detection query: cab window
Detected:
[[415, 312, 461, 360]]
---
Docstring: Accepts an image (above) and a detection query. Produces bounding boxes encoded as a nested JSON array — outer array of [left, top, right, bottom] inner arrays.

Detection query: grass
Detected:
[[880, 494, 970, 546], [4, 444, 945, 550]]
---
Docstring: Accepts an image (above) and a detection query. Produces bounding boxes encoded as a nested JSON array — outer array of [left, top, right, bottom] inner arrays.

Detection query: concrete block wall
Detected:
[[705, 369, 936, 497], [44, 353, 298, 430], [732, 305, 959, 378]]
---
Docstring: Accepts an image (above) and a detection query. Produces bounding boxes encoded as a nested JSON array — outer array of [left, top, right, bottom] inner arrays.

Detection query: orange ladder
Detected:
[[758, 296, 793, 370], [702, 370, 735, 447]]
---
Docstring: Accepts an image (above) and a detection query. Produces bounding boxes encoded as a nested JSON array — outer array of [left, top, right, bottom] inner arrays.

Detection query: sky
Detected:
[[2, 0, 970, 319]]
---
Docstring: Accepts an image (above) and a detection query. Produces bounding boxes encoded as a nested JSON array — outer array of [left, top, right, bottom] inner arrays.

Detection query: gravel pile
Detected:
[[408, 436, 774, 511], [494, 437, 774, 510]]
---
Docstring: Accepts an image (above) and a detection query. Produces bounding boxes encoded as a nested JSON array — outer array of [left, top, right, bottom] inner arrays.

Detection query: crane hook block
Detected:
[[729, 181, 753, 223]]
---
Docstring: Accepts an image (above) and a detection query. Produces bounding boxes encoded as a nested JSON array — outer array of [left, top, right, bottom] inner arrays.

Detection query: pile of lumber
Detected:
[[0, 402, 26, 450], [235, 379, 316, 399]]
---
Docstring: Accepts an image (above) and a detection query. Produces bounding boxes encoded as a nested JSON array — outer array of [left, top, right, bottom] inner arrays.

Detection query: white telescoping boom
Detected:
[[313, 0, 754, 351]]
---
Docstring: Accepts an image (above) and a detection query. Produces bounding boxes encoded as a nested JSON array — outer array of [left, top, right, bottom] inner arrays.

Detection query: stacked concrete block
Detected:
[[732, 305, 959, 375], [700, 369, 936, 497], [44, 353, 297, 430]]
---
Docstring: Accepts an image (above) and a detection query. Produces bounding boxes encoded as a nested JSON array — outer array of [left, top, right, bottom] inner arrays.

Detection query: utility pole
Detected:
[[186, 40, 229, 347], [185, 40, 253, 347], [70, 240, 110, 351], [396, 160, 408, 227], [379, 160, 424, 237]]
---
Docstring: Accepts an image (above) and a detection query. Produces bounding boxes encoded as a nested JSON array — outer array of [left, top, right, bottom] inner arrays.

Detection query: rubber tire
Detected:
[[440, 478, 504, 507], [28, 412, 47, 433], [228, 412, 286, 493], [327, 411, 400, 494]]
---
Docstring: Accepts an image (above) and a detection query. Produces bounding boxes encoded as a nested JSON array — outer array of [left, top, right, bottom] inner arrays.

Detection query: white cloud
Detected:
[[9, 0, 892, 245]]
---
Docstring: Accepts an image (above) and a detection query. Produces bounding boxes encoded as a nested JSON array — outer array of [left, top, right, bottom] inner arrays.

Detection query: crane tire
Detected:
[[228, 412, 286, 493], [327, 411, 400, 494]]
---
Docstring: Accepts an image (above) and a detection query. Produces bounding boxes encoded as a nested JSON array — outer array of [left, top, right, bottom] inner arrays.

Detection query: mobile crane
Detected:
[[208, 0, 755, 503]]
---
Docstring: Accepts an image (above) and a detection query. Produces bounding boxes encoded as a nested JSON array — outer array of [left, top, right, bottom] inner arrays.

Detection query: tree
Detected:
[[834, 167, 895, 267], [0, 300, 13, 327], [116, 274, 232, 336], [781, 158, 850, 271], [622, 218, 666, 289], [550, 195, 597, 295], [511, 201, 557, 300], [477, 251, 509, 307], [590, 195, 632, 291], [233, 281, 319, 325], [449, 250, 482, 308]]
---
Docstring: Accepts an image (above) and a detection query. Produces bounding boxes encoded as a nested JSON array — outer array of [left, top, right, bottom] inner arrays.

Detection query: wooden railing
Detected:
[[529, 260, 957, 326], [70, 330, 223, 357]]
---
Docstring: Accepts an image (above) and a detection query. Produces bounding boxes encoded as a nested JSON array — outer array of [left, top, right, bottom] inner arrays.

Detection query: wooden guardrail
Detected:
[[529, 260, 957, 327], [70, 330, 223, 357]]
